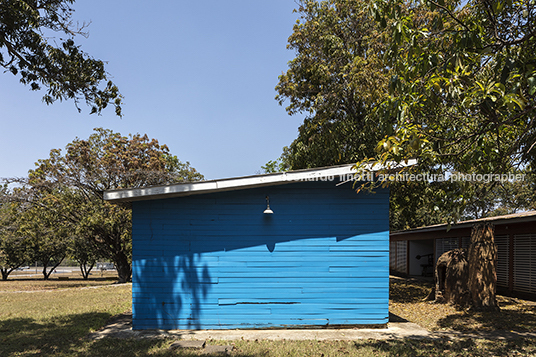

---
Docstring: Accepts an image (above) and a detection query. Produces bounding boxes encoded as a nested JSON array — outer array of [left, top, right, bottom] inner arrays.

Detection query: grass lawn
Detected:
[[2, 275, 536, 356], [1, 270, 120, 292]]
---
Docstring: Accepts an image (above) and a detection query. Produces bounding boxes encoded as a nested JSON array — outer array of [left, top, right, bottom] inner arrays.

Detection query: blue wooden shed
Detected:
[[104, 164, 390, 330]]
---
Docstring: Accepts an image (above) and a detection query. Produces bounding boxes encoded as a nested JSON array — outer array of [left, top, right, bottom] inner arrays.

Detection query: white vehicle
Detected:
[[96, 262, 115, 270]]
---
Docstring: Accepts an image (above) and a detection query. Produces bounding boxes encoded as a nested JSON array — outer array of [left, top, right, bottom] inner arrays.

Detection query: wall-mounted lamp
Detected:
[[263, 196, 274, 214]]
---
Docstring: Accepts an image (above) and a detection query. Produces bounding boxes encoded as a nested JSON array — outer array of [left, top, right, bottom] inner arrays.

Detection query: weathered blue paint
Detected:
[[131, 181, 389, 329]]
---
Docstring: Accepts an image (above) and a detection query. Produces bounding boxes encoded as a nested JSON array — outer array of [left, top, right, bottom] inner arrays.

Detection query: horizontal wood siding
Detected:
[[132, 181, 389, 329]]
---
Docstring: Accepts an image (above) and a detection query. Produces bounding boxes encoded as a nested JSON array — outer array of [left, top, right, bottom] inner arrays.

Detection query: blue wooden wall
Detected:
[[131, 181, 389, 330]]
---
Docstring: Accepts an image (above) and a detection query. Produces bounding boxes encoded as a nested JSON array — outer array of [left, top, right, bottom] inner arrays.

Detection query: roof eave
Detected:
[[104, 160, 416, 203], [391, 211, 536, 237]]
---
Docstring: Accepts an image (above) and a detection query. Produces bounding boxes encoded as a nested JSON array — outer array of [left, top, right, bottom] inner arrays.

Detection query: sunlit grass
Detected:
[[0, 283, 131, 356], [1, 277, 536, 356], [1, 269, 119, 292]]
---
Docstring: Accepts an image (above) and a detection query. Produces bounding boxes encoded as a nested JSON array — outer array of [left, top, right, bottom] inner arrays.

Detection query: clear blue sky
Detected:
[[0, 1, 305, 180]]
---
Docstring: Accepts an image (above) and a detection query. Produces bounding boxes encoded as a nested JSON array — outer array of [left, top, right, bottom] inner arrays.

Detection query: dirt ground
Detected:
[[390, 276, 536, 333]]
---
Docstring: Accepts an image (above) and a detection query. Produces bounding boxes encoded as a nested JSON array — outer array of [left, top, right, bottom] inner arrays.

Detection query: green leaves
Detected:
[[375, 124, 432, 164], [369, 0, 536, 168], [0, 0, 122, 115], [355, 0, 536, 225], [502, 93, 525, 111], [528, 75, 536, 96], [0, 191, 31, 279]]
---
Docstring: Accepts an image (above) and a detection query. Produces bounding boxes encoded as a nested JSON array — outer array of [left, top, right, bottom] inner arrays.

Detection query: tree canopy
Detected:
[[0, 0, 122, 115], [0, 187, 30, 280], [275, 0, 535, 229], [22, 128, 204, 282], [275, 0, 452, 228], [16, 189, 70, 280], [275, 0, 392, 169], [369, 0, 535, 175], [366, 0, 536, 223]]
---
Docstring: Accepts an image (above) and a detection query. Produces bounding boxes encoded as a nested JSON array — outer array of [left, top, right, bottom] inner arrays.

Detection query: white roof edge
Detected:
[[104, 160, 416, 202]]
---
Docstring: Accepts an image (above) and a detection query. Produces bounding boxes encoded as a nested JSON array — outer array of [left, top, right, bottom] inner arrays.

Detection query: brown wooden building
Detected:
[[390, 211, 536, 299]]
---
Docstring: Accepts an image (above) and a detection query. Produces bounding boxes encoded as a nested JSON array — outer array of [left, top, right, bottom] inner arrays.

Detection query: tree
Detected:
[[68, 209, 102, 280], [276, 0, 535, 229], [0, 188, 30, 281], [27, 128, 204, 283], [13, 189, 69, 280], [364, 0, 534, 310], [274, 0, 467, 229], [70, 234, 99, 280], [261, 147, 291, 173], [467, 223, 499, 310], [276, 0, 393, 169], [389, 179, 455, 230], [16, 190, 70, 280], [458, 167, 535, 219], [0, 0, 122, 115]]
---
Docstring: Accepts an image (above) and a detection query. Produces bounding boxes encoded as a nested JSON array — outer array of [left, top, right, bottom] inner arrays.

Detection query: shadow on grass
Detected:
[[0, 312, 113, 356], [86, 339, 213, 357], [88, 338, 536, 357], [3, 313, 536, 357], [357, 339, 477, 357], [0, 313, 247, 357], [355, 338, 536, 357], [437, 304, 536, 332]]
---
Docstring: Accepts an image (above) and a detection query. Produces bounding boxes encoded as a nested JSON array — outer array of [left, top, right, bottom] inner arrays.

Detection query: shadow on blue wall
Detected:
[[133, 253, 213, 330], [179, 254, 212, 329]]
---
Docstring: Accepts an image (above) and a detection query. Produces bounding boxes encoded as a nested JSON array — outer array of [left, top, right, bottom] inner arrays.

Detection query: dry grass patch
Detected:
[[390, 277, 536, 332]]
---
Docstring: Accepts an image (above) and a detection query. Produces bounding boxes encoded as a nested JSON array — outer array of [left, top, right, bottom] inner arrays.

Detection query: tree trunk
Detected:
[[42, 259, 50, 280], [1, 268, 9, 281], [42, 256, 65, 280], [431, 222, 500, 311], [113, 252, 132, 283], [432, 248, 470, 307], [467, 223, 499, 311], [80, 261, 95, 280]]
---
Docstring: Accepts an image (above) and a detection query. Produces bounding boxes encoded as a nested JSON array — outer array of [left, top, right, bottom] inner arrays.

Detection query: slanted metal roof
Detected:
[[391, 210, 536, 237], [104, 161, 416, 203]]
